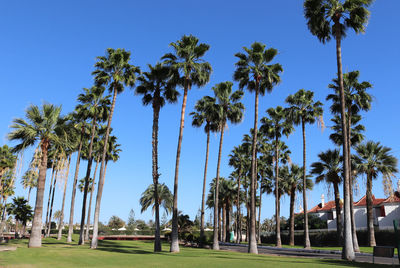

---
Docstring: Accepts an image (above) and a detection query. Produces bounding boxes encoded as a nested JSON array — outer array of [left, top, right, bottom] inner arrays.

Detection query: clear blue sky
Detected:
[[1, 0, 399, 225]]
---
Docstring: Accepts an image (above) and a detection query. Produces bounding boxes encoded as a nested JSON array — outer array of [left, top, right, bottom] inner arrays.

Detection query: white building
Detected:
[[306, 194, 400, 231]]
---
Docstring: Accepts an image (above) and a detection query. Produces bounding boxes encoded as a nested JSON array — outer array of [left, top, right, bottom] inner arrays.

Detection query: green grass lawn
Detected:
[[252, 243, 398, 255], [0, 236, 387, 267]]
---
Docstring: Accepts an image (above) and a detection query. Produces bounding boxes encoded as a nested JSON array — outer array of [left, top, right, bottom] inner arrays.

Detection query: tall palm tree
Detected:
[[327, 70, 372, 252], [77, 85, 110, 245], [228, 145, 248, 243], [140, 183, 173, 215], [190, 95, 219, 241], [233, 42, 283, 254], [91, 48, 139, 249], [304, 0, 373, 260], [211, 81, 244, 250], [286, 89, 323, 248], [310, 149, 343, 243], [21, 169, 38, 202], [354, 141, 398, 246], [135, 62, 179, 252], [282, 164, 313, 246], [67, 112, 89, 243], [260, 106, 293, 247], [8, 104, 68, 248], [162, 35, 212, 253]]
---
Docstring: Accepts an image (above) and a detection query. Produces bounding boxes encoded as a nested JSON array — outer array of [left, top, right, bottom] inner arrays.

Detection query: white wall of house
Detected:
[[353, 206, 368, 229], [378, 203, 400, 230]]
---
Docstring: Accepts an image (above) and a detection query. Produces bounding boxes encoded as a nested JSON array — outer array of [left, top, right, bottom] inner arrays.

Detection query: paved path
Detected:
[[219, 243, 399, 266]]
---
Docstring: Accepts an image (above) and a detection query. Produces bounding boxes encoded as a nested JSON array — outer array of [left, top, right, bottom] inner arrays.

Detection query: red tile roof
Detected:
[[306, 200, 337, 213], [354, 195, 385, 207]]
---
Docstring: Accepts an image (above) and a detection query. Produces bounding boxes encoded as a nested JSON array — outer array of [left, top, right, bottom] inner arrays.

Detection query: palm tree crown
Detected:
[[140, 183, 173, 215], [304, 0, 373, 43]]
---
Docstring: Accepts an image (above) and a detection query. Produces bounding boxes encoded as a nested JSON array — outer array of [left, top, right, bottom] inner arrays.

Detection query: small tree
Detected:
[[7, 197, 33, 238], [108, 216, 125, 230]]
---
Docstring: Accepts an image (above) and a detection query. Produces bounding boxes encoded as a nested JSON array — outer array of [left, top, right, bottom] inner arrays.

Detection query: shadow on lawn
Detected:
[[97, 240, 152, 255]]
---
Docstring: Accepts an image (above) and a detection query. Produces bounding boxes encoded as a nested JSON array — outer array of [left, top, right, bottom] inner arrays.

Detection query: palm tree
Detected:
[[286, 89, 323, 248], [228, 145, 248, 243], [21, 169, 38, 202], [190, 95, 219, 241], [8, 104, 68, 247], [140, 183, 173, 215], [136, 62, 179, 252], [91, 48, 140, 249], [304, 0, 373, 260], [233, 42, 283, 254], [354, 141, 398, 246], [57, 152, 72, 240], [77, 85, 110, 245], [283, 164, 313, 246], [260, 106, 293, 247], [67, 112, 89, 243], [219, 178, 237, 242], [210, 81, 244, 250], [327, 70, 372, 252], [7, 197, 33, 237], [162, 35, 212, 253], [310, 149, 343, 243]]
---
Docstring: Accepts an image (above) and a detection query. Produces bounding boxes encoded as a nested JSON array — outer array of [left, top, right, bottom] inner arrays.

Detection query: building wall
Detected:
[[378, 203, 400, 230], [353, 206, 368, 229]]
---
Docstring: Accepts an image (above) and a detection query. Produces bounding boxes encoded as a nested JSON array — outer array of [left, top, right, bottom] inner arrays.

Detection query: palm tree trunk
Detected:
[[257, 180, 262, 244], [85, 158, 99, 241], [67, 128, 84, 243], [47, 170, 58, 237], [350, 183, 360, 252], [222, 203, 226, 242], [335, 21, 354, 261], [44, 166, 55, 237], [79, 116, 97, 245], [249, 88, 259, 254], [152, 103, 162, 252], [236, 169, 241, 243], [366, 173, 376, 246], [170, 86, 189, 253], [333, 182, 343, 244], [275, 138, 281, 247], [289, 187, 296, 246], [200, 129, 211, 241], [58, 156, 71, 240], [347, 108, 360, 252], [226, 201, 230, 242], [91, 89, 117, 249], [28, 139, 49, 248], [245, 186, 249, 242], [302, 120, 311, 249], [28, 187, 32, 202], [213, 122, 226, 250]]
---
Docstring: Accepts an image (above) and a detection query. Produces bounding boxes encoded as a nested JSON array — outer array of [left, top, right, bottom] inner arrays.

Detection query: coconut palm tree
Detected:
[[8, 104, 69, 247], [310, 149, 343, 243], [21, 169, 38, 202], [233, 42, 283, 254], [283, 164, 313, 246], [77, 85, 110, 245], [190, 95, 219, 241], [260, 106, 293, 247], [140, 183, 173, 215], [354, 141, 398, 246], [211, 81, 244, 250], [304, 0, 373, 260], [327, 70, 372, 252], [135, 62, 179, 251], [91, 48, 139, 249], [162, 35, 212, 253], [286, 89, 323, 248]]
